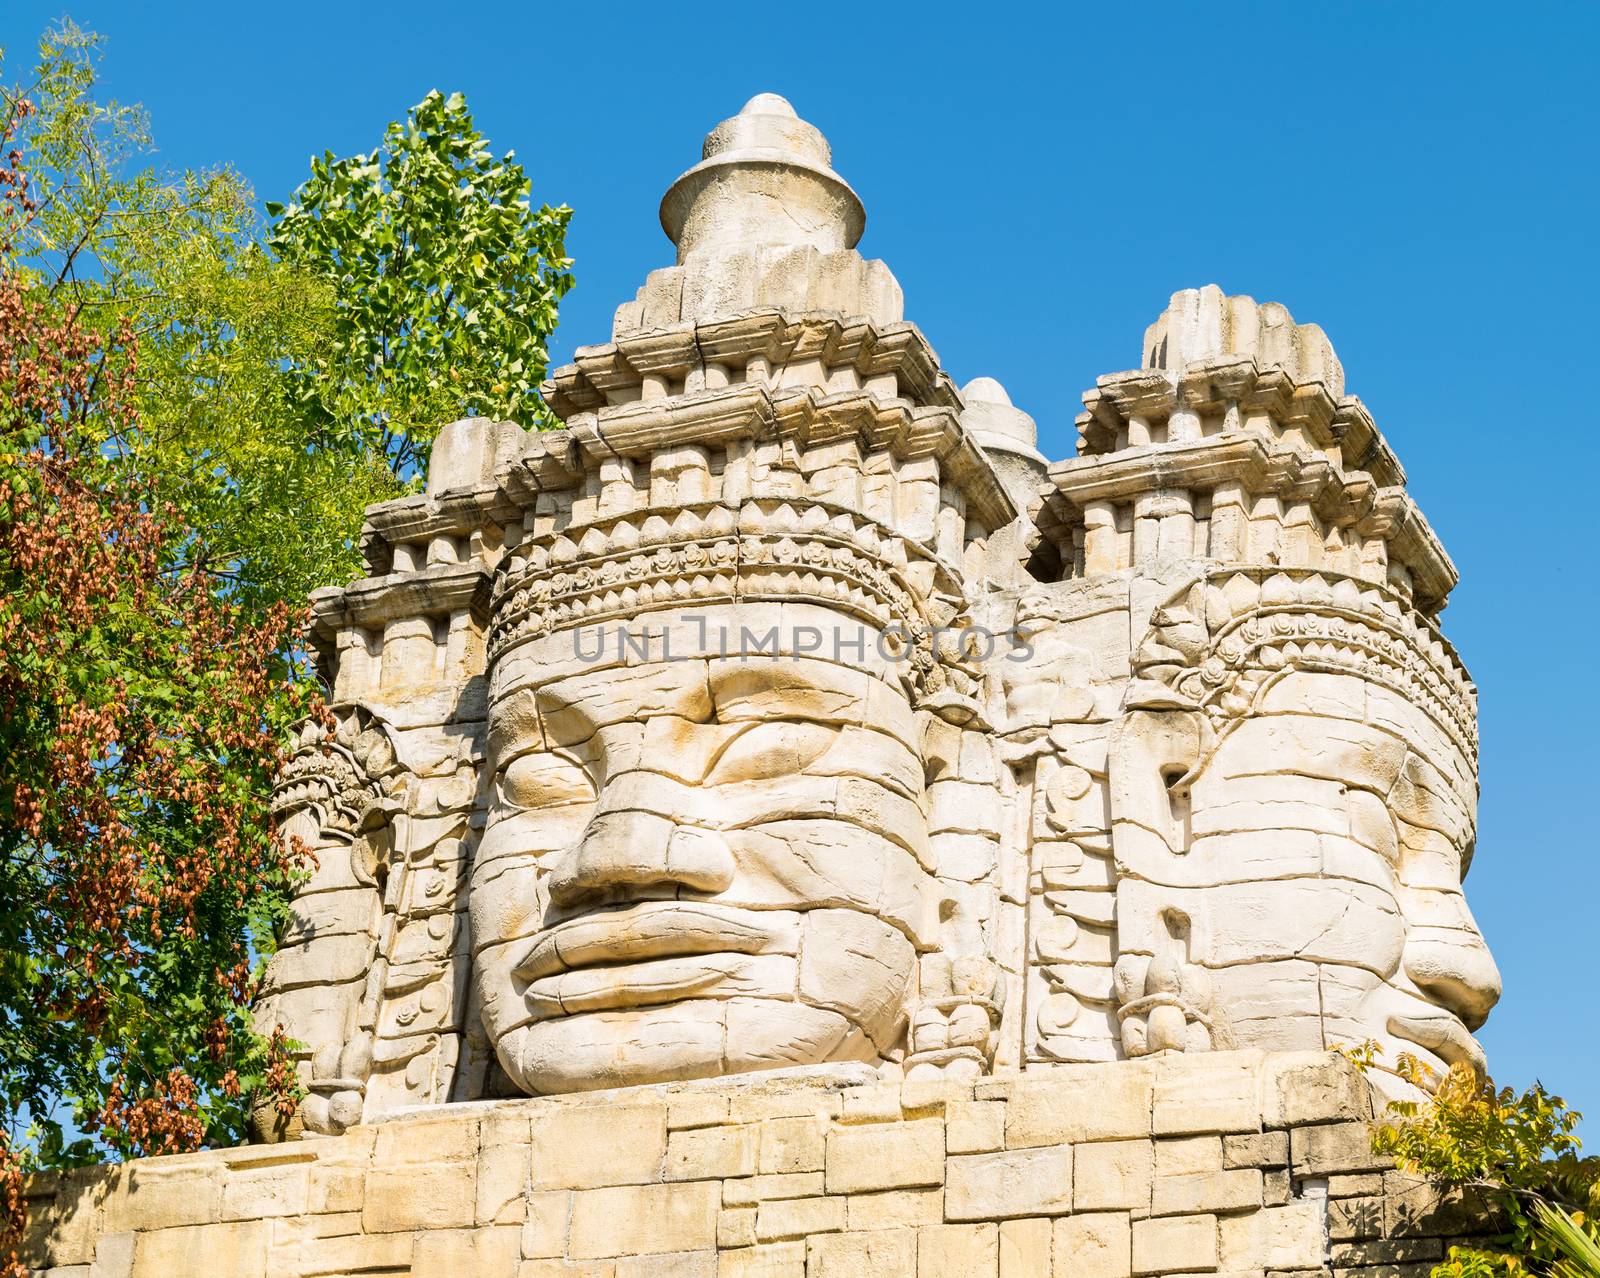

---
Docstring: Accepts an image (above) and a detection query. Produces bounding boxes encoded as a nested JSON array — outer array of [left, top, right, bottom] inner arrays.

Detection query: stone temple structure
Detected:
[[24, 95, 1504, 1278]]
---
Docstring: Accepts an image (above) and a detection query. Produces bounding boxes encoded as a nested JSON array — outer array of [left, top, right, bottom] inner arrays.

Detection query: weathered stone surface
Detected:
[[24, 1058, 1508, 1276], [945, 1146, 1072, 1220]]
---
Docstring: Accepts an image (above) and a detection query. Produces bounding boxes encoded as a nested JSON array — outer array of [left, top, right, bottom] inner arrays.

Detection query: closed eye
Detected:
[[499, 750, 595, 810], [703, 722, 837, 784]]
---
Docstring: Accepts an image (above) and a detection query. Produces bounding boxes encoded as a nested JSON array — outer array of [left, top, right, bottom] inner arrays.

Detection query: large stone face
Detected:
[[250, 92, 1499, 1141]]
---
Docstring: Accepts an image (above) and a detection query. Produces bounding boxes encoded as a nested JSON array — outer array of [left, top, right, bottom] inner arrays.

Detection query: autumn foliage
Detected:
[[0, 92, 316, 1275]]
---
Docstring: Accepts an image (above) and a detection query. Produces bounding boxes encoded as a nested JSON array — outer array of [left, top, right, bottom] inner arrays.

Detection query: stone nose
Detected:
[[548, 810, 735, 909], [1401, 892, 1502, 1031]]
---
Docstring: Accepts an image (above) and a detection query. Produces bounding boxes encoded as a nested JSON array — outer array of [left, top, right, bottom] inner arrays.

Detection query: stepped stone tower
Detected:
[[24, 96, 1505, 1278]]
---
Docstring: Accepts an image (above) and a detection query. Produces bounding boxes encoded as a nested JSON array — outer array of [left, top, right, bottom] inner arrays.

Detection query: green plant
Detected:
[[1363, 1054, 1600, 1277], [269, 88, 574, 477]]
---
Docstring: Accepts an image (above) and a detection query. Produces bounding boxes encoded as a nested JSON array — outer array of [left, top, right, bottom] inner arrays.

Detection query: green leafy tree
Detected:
[[1364, 1055, 1600, 1277], [269, 88, 574, 478], [0, 95, 313, 1278], [0, 24, 577, 1253], [3, 21, 398, 613]]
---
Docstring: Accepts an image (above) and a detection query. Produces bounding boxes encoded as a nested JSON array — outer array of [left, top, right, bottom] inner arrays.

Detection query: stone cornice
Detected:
[[311, 564, 494, 637], [542, 311, 962, 418]]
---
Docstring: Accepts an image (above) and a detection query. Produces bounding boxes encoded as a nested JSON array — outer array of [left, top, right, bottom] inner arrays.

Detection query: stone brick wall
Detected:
[[22, 1050, 1497, 1277]]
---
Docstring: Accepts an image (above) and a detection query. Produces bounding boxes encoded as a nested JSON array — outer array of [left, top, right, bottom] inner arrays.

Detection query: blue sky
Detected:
[[4, 2, 1594, 1123]]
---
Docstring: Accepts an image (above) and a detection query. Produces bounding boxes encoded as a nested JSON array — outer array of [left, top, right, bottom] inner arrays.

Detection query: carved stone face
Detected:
[[1118, 666, 1499, 1080], [471, 627, 935, 1093]]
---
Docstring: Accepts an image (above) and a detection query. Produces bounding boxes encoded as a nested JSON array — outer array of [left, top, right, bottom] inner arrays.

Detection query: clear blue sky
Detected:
[[5, 2, 1594, 1123]]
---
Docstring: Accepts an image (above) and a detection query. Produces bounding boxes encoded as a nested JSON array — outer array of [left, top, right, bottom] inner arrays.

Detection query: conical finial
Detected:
[[740, 92, 796, 117], [960, 377, 1041, 457], [660, 94, 865, 262]]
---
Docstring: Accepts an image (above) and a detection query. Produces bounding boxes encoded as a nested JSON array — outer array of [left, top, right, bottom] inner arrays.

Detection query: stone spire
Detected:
[[660, 93, 865, 260], [958, 376, 1047, 512], [611, 94, 901, 335], [1143, 284, 1344, 397]]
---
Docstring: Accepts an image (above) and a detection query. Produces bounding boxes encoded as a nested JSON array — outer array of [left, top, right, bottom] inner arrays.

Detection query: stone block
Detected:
[[532, 1102, 669, 1189], [1054, 1212, 1131, 1278], [478, 1134, 532, 1223], [296, 1229, 415, 1275], [615, 1252, 719, 1277], [1131, 1214, 1217, 1275], [129, 1222, 268, 1278], [1075, 1139, 1153, 1211], [754, 1195, 844, 1241], [1218, 1201, 1325, 1271], [1154, 1136, 1223, 1176], [946, 1146, 1072, 1220], [717, 1240, 805, 1277], [1262, 1052, 1371, 1127], [411, 1225, 522, 1275], [1151, 1055, 1261, 1135], [1223, 1131, 1288, 1169], [839, 1084, 903, 1124], [522, 1190, 570, 1259], [669, 1091, 730, 1131], [946, 1101, 1005, 1154], [845, 1189, 945, 1230], [806, 1229, 917, 1277], [87, 1231, 134, 1278], [363, 1161, 478, 1233], [220, 1162, 309, 1220], [668, 1125, 760, 1180], [720, 1207, 758, 1249], [825, 1119, 945, 1193], [917, 1222, 999, 1277], [1151, 1168, 1262, 1215], [723, 1173, 825, 1206], [999, 1218, 1051, 1278], [374, 1114, 481, 1165], [569, 1181, 720, 1259], [757, 1116, 827, 1174], [1331, 1237, 1445, 1267], [104, 1158, 224, 1233], [1290, 1122, 1386, 1176], [517, 1260, 616, 1278], [1004, 1067, 1153, 1148]]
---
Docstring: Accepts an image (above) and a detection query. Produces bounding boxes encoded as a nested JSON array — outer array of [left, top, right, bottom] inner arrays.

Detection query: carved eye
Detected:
[[500, 753, 594, 810], [704, 722, 837, 785]]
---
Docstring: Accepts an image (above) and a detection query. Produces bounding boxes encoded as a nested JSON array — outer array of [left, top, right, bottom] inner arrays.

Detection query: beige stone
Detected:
[[362, 1160, 478, 1233], [845, 1189, 944, 1231], [946, 1101, 1005, 1154], [569, 1182, 720, 1259], [946, 1146, 1072, 1220], [825, 1120, 945, 1193], [411, 1225, 521, 1275], [917, 1223, 999, 1277], [523, 1190, 570, 1260], [1218, 1202, 1325, 1271], [1054, 1212, 1131, 1278], [753, 1195, 844, 1241], [129, 1222, 268, 1278], [1075, 1139, 1152, 1211], [717, 1241, 805, 1277], [1150, 1168, 1261, 1215], [668, 1125, 759, 1181], [30, 85, 1513, 1278], [999, 1218, 1051, 1278], [1130, 1214, 1217, 1275], [806, 1229, 917, 1278]]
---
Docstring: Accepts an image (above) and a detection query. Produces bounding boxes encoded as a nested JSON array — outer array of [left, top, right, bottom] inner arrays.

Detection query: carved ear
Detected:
[[1108, 708, 1208, 880]]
